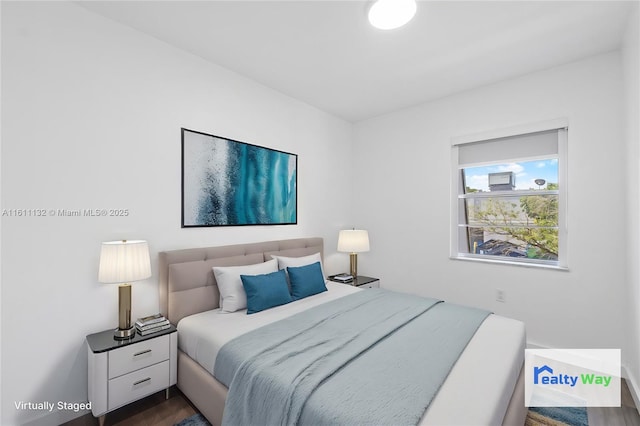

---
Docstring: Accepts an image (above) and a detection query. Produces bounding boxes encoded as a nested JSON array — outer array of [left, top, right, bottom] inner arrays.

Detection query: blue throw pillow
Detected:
[[287, 262, 327, 300], [240, 270, 293, 314]]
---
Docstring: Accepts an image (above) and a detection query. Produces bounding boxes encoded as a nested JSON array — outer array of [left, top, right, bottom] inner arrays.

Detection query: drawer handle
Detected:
[[133, 377, 151, 386], [133, 349, 152, 357]]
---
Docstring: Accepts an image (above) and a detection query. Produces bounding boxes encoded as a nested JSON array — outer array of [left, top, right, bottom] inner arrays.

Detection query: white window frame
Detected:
[[450, 119, 568, 270]]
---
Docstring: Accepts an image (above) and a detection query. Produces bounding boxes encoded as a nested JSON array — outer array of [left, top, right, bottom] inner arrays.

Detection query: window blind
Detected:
[[456, 129, 560, 167]]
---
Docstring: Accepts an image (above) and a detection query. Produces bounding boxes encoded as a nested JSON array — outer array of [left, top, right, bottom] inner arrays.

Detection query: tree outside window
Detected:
[[461, 159, 559, 263]]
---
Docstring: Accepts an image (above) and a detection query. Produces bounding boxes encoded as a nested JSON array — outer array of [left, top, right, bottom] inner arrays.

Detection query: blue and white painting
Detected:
[[182, 129, 297, 227]]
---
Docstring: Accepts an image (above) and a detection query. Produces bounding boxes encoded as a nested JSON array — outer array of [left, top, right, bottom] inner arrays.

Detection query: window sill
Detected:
[[450, 255, 569, 271]]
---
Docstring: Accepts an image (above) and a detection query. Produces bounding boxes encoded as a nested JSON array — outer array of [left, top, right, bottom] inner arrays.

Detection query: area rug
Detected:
[[177, 407, 588, 426], [526, 406, 589, 426], [175, 413, 211, 426]]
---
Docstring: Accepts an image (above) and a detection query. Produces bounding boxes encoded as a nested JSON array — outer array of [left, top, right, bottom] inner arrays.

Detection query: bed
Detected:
[[159, 237, 526, 426]]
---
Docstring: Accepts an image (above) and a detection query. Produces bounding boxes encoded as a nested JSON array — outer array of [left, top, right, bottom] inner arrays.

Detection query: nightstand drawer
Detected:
[[108, 360, 170, 410], [359, 280, 380, 289], [108, 335, 169, 379]]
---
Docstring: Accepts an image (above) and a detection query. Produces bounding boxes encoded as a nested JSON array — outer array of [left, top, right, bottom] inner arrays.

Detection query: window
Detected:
[[451, 125, 567, 268]]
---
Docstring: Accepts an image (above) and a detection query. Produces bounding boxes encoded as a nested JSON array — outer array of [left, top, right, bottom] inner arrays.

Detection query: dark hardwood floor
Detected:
[[587, 379, 640, 426], [65, 381, 640, 426], [62, 387, 197, 426]]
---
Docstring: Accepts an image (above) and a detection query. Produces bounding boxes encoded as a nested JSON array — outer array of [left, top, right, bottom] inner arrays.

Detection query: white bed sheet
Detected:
[[177, 281, 360, 374], [177, 282, 525, 425]]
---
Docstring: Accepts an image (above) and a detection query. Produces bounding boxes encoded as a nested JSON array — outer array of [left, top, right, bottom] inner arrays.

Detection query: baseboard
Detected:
[[622, 366, 640, 416], [525, 341, 547, 350]]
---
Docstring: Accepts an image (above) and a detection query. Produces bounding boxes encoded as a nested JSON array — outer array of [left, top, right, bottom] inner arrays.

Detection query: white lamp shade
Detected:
[[337, 230, 370, 253], [98, 240, 151, 284]]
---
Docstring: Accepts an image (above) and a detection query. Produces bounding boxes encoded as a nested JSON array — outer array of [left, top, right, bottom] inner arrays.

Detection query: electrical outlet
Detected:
[[496, 289, 506, 303]]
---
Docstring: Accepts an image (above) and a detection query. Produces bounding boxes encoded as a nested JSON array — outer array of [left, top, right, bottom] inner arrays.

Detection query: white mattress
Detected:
[[177, 282, 525, 425]]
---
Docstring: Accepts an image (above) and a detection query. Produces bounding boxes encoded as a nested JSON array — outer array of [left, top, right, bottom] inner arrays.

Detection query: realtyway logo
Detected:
[[533, 365, 612, 387], [525, 349, 620, 407]]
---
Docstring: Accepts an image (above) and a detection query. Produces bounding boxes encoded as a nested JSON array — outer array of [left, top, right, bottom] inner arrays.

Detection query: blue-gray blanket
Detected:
[[214, 289, 490, 426]]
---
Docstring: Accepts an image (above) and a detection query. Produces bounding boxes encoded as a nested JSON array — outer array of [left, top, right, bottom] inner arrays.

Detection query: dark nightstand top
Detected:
[[328, 275, 379, 287], [86, 325, 177, 354]]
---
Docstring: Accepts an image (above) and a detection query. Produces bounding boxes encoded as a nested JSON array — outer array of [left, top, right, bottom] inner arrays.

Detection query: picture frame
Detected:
[[181, 128, 297, 227]]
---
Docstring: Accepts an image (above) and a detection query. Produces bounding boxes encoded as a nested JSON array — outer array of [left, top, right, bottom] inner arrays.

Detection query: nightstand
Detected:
[[330, 275, 380, 289], [86, 325, 177, 425]]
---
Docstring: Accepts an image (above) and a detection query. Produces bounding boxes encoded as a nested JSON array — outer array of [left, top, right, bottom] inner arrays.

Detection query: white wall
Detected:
[[0, 2, 353, 425], [623, 3, 640, 404], [353, 52, 629, 358], [2, 2, 638, 425]]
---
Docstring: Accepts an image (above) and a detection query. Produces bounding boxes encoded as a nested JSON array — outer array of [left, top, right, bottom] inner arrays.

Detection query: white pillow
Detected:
[[213, 259, 278, 313], [272, 253, 325, 278]]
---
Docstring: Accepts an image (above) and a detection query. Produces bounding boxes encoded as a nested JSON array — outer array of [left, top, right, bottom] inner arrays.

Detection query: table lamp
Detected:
[[98, 240, 151, 339], [337, 229, 370, 278]]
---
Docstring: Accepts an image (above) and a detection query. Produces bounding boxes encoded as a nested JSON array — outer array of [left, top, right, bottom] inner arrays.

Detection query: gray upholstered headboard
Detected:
[[158, 237, 323, 325]]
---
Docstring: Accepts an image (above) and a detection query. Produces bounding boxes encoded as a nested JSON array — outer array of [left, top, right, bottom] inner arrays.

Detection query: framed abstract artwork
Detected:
[[181, 128, 298, 227]]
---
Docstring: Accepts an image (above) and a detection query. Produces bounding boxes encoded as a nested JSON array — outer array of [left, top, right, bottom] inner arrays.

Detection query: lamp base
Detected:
[[116, 283, 134, 340], [114, 326, 136, 340], [350, 253, 358, 278]]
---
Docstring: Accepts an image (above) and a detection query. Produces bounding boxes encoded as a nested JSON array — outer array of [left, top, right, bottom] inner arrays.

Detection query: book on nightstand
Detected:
[[135, 313, 166, 327], [331, 273, 354, 283], [135, 313, 170, 335], [137, 323, 171, 336]]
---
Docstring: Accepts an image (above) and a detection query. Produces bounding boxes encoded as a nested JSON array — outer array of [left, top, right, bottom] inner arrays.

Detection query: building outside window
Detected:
[[451, 123, 568, 269]]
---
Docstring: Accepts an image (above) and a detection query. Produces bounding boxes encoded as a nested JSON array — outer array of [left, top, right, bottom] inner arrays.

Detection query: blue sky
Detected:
[[463, 159, 558, 192]]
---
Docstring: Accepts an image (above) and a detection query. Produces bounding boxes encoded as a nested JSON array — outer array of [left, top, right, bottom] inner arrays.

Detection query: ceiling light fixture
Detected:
[[368, 0, 417, 30]]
